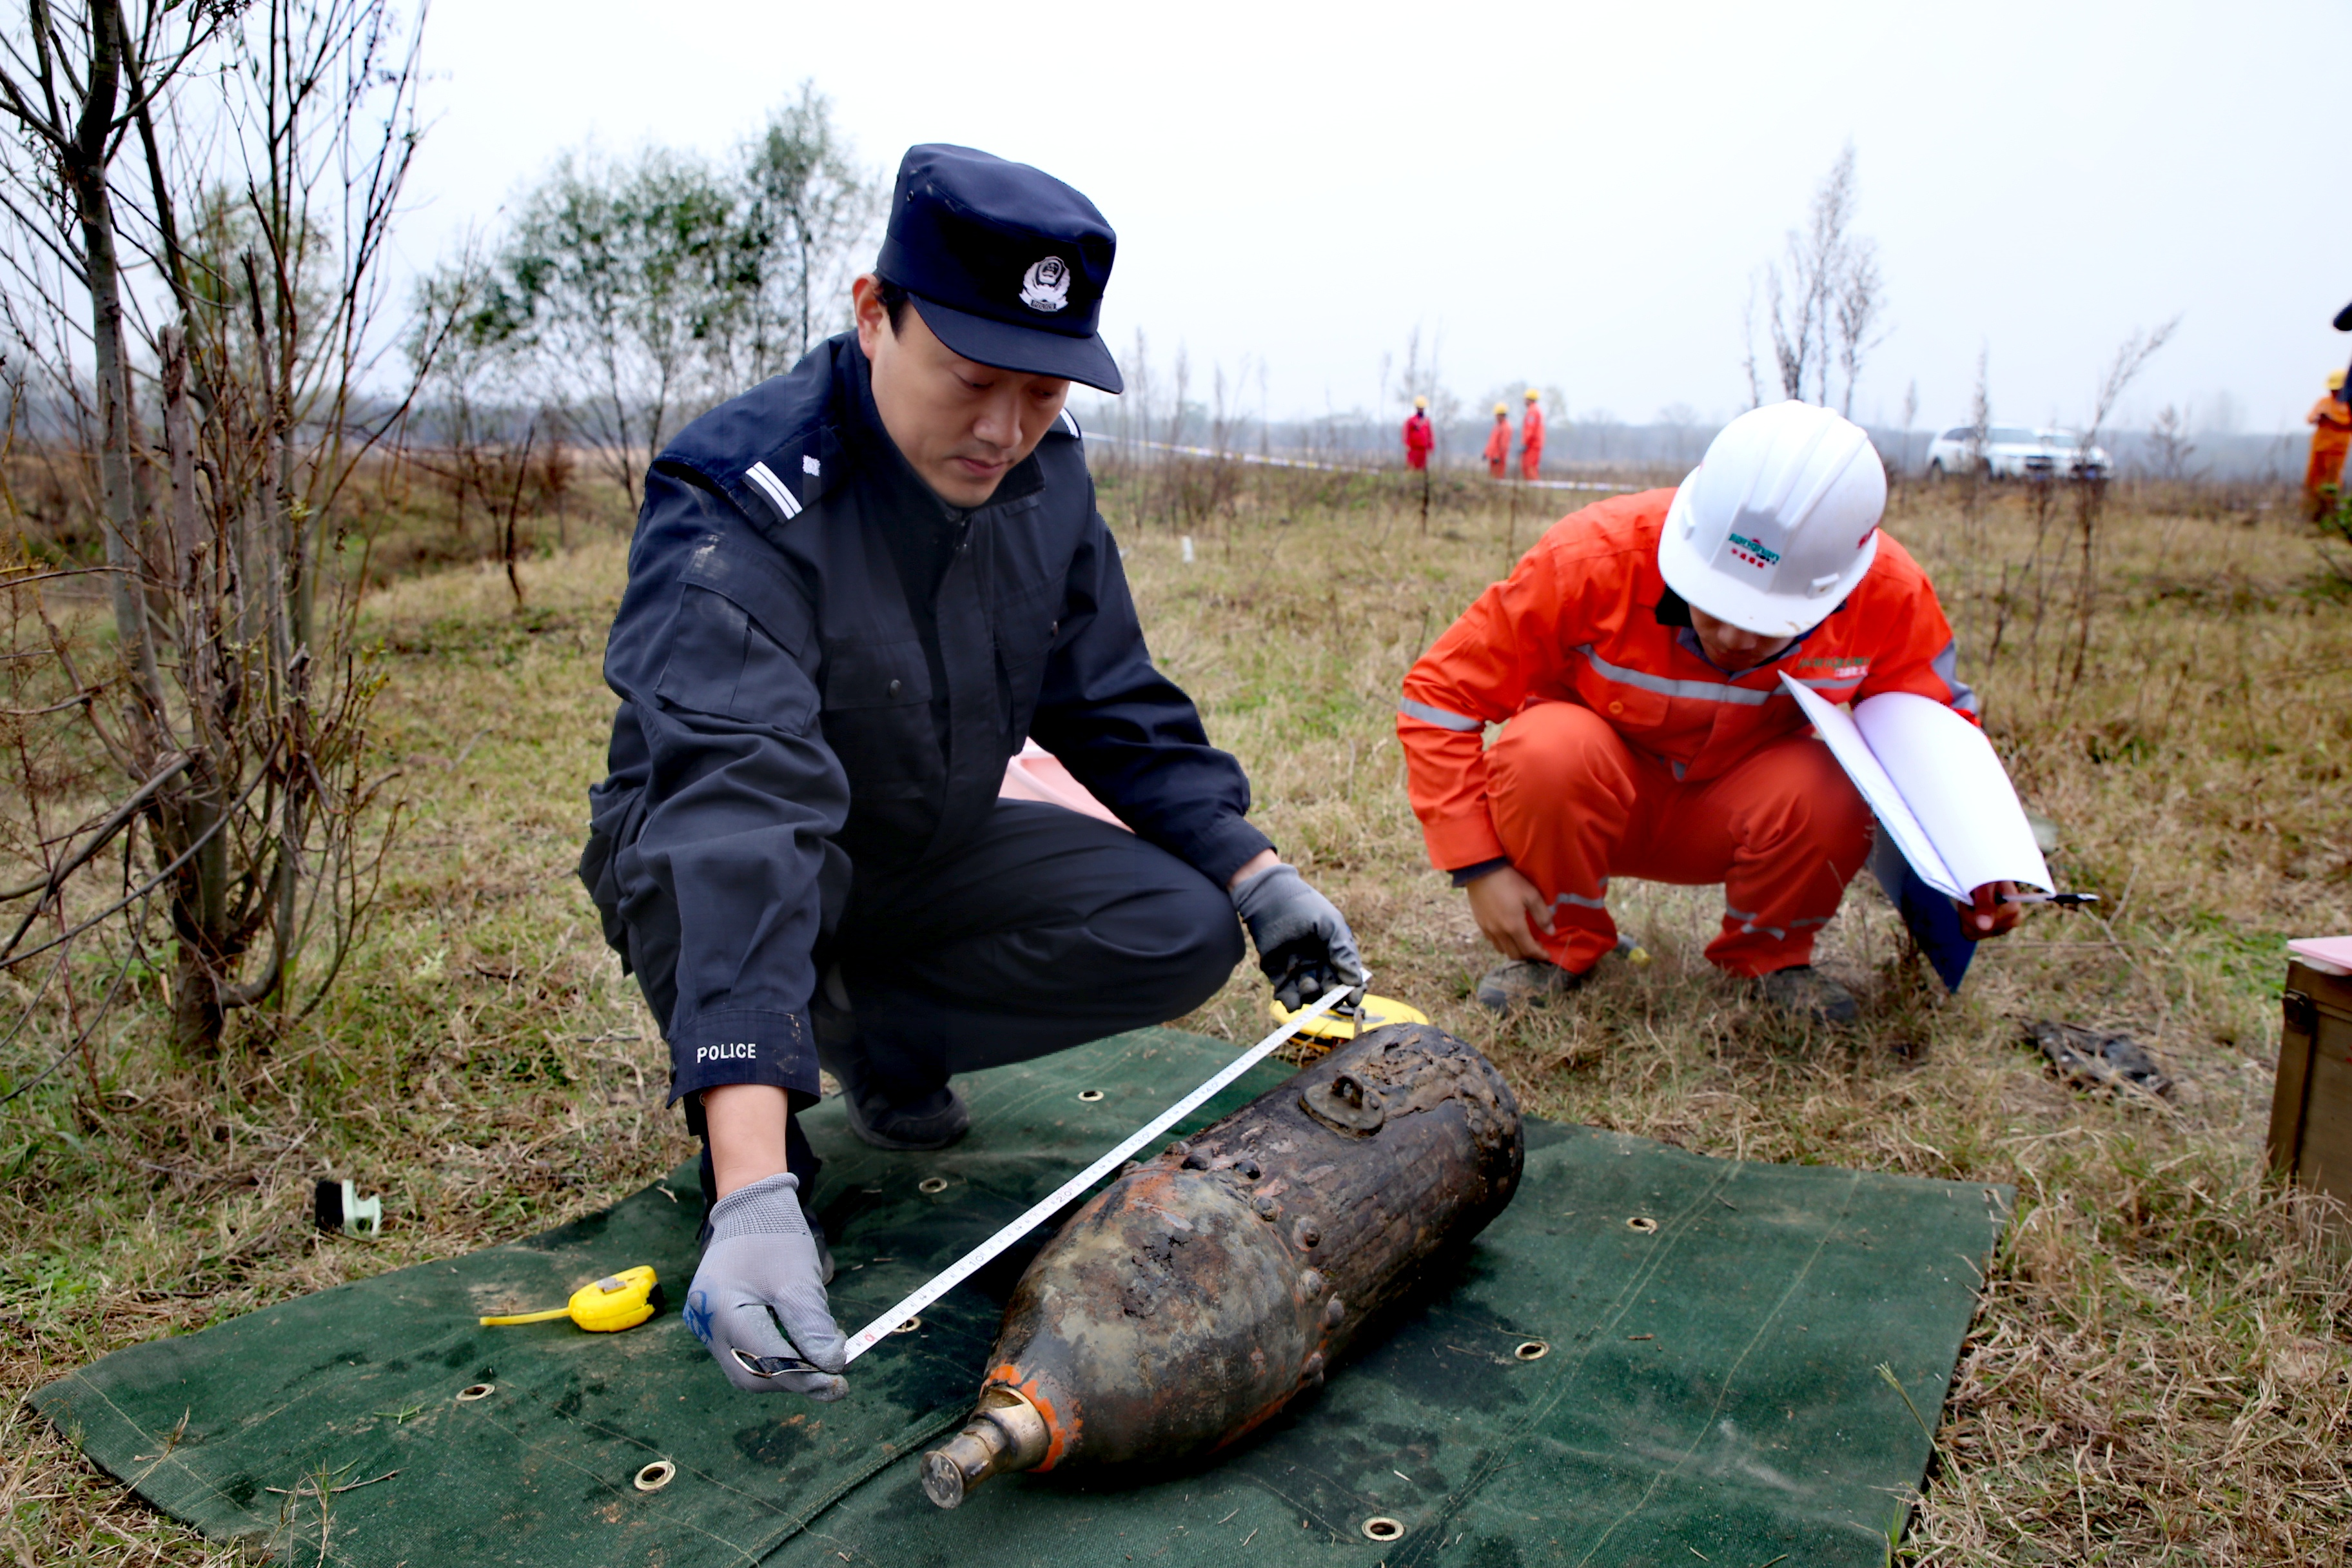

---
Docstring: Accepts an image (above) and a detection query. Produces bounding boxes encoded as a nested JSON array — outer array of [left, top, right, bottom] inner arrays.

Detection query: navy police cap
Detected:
[[875, 144, 1123, 395]]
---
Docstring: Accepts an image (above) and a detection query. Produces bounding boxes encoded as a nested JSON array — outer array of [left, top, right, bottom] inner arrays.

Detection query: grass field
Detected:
[[4, 460, 2350, 1563]]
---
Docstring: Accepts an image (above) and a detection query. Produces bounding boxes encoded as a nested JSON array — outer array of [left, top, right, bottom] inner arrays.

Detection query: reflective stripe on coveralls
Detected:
[[1394, 487, 1975, 973]]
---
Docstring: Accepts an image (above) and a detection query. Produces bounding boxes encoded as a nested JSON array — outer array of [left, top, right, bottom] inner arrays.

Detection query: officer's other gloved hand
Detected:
[[1231, 863, 1367, 1011], [685, 1173, 848, 1400]]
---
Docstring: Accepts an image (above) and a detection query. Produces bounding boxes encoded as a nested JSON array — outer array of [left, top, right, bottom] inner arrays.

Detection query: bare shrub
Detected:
[[0, 0, 429, 1058]]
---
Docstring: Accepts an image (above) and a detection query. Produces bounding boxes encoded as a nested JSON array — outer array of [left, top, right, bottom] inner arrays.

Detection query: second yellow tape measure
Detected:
[[480, 1266, 661, 1333]]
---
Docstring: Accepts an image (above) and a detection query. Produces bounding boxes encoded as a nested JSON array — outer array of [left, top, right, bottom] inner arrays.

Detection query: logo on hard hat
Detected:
[[1726, 531, 1781, 569], [1019, 256, 1072, 313]]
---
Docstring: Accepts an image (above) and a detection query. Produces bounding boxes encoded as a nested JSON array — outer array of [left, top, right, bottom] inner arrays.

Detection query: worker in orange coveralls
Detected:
[[1483, 403, 1511, 478], [1518, 387, 1544, 480], [1396, 401, 2019, 1027], [2305, 370, 2350, 520], [1402, 395, 1434, 471]]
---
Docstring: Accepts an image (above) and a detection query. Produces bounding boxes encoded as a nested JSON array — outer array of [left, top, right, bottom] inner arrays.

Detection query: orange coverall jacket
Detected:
[[1483, 418, 1511, 472], [1402, 412, 1435, 470], [1396, 488, 1979, 874], [2307, 395, 2351, 495], [1519, 405, 1545, 476]]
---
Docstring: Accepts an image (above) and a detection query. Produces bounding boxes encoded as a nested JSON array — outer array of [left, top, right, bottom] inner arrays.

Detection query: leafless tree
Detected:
[[1833, 239, 1886, 418], [1752, 144, 1885, 415], [2146, 404, 2197, 482], [2063, 317, 2179, 692], [0, 0, 429, 1059]]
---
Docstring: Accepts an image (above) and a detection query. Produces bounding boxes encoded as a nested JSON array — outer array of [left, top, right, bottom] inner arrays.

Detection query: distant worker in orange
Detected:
[[2306, 369, 2351, 519], [1484, 403, 1511, 478], [1518, 387, 1545, 480], [1402, 395, 1435, 472]]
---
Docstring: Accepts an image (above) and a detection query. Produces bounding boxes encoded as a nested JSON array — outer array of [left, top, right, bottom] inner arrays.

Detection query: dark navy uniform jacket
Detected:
[[580, 335, 1271, 1112]]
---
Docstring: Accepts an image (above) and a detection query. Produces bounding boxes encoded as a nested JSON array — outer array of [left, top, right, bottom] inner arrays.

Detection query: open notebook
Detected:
[[1781, 674, 2052, 903]]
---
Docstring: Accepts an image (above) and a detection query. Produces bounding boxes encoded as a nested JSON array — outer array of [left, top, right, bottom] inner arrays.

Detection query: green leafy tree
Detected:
[[478, 85, 877, 505], [735, 81, 877, 381], [496, 148, 752, 507]]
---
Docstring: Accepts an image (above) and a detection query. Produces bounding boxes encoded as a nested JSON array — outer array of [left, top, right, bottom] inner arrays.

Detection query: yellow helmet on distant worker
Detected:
[[2331, 369, 2347, 391], [1414, 394, 1429, 409], [1524, 387, 1540, 400], [1493, 402, 1508, 415]]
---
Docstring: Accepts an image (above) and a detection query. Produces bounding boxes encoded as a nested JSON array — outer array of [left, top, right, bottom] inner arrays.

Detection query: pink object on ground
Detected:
[[999, 740, 1129, 830], [2288, 936, 2352, 977]]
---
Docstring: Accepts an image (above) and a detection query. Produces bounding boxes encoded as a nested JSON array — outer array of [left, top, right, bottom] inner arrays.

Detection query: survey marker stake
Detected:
[[836, 981, 1360, 1367]]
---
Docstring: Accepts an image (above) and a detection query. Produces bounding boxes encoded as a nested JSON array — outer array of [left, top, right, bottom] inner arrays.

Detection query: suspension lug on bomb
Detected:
[[922, 1024, 1522, 1505]]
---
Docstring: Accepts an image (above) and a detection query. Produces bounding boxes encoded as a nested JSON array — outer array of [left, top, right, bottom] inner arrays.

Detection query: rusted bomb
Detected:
[[921, 1023, 1522, 1507]]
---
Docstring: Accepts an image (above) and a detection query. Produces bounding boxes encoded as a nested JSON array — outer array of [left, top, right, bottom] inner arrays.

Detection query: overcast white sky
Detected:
[[397, 0, 2346, 436]]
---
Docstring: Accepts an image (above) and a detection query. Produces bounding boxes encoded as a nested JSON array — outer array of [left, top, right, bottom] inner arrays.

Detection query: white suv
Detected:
[[1925, 426, 2110, 481]]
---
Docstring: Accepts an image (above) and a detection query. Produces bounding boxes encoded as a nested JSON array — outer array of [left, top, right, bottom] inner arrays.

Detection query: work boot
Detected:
[[839, 1080, 971, 1152], [813, 964, 972, 1150], [1752, 965, 1859, 1026], [1475, 957, 1593, 1014]]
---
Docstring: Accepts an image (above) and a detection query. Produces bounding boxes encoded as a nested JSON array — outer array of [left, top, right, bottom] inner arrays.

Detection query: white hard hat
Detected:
[[1658, 401, 1886, 637]]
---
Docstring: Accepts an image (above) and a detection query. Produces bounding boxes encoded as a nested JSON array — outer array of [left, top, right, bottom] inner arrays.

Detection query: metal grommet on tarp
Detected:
[[1077, 1088, 1104, 1102], [1514, 1339, 1549, 1361], [918, 1176, 950, 1195], [1627, 1215, 1658, 1234], [1362, 1516, 1405, 1542], [633, 1459, 674, 1492], [892, 1317, 923, 1334], [456, 1383, 494, 1402]]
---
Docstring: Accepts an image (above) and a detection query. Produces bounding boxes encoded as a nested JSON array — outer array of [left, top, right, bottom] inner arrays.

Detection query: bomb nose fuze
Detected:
[[921, 1023, 1522, 1505]]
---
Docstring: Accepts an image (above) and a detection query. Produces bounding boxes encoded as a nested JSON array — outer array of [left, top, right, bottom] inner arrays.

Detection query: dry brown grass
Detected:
[[3, 461, 2349, 1563]]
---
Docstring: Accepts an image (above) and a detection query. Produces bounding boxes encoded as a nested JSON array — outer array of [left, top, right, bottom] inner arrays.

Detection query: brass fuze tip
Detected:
[[921, 1384, 1050, 1509]]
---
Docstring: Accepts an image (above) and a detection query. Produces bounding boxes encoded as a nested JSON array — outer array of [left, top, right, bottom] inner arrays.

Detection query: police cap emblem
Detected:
[[1019, 255, 1072, 313]]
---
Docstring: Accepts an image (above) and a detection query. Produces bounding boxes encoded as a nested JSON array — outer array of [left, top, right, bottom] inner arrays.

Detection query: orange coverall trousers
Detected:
[[1484, 701, 1874, 976]]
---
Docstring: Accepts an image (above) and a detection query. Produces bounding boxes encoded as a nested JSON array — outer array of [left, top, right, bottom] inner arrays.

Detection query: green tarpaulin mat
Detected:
[[35, 1026, 2008, 1566]]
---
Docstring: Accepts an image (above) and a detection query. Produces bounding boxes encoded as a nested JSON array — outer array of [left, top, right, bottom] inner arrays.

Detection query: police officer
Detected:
[[580, 145, 1365, 1402]]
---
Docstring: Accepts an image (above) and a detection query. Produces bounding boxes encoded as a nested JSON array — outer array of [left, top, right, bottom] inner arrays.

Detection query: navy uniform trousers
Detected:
[[678, 797, 1244, 1213]]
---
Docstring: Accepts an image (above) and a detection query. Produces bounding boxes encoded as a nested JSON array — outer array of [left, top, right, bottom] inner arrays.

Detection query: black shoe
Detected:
[[839, 1082, 971, 1152], [1752, 965, 1859, 1026], [812, 964, 971, 1150], [1474, 957, 1594, 1013]]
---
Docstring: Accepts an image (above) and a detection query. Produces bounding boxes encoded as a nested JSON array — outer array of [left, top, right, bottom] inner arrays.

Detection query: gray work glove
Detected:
[[1232, 863, 1367, 1012], [684, 1173, 847, 1400]]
